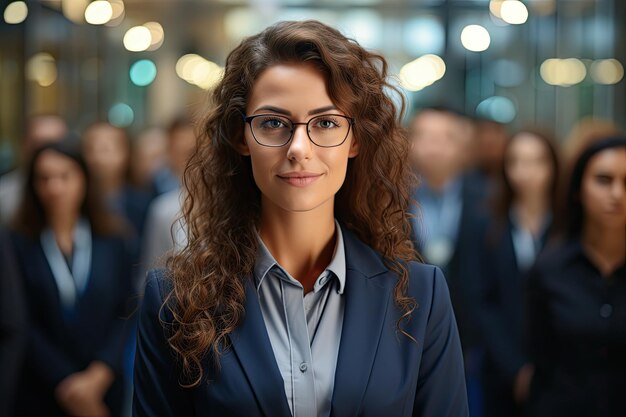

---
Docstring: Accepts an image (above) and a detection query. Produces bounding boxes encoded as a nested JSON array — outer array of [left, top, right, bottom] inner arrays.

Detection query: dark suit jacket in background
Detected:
[[11, 231, 137, 417], [526, 240, 626, 417], [0, 230, 28, 417], [477, 218, 550, 417], [134, 225, 469, 417]]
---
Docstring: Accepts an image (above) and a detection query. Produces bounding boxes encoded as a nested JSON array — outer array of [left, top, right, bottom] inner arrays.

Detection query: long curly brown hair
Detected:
[[166, 20, 418, 387]]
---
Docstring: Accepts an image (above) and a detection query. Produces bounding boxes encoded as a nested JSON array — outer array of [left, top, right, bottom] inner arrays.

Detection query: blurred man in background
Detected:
[[409, 106, 488, 417]]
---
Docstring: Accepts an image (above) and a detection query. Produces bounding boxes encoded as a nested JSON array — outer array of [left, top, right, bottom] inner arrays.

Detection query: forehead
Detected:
[[35, 150, 80, 174], [586, 148, 626, 173], [246, 63, 333, 113]]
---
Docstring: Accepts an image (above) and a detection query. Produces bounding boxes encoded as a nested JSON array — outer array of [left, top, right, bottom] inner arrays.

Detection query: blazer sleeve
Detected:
[[133, 271, 194, 417], [413, 266, 469, 417]]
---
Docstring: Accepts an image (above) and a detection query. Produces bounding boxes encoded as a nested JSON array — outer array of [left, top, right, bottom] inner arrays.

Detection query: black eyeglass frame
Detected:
[[243, 113, 355, 148]]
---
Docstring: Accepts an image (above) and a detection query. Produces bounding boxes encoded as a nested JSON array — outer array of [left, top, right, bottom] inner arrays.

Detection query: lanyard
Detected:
[[40, 218, 92, 309]]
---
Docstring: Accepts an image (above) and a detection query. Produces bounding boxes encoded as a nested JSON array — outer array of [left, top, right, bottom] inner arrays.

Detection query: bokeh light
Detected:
[[540, 58, 587, 86], [4, 1, 28, 24], [84, 0, 112, 25], [106, 0, 125, 27], [399, 54, 446, 92], [62, 0, 88, 24], [123, 26, 152, 52], [404, 17, 445, 56], [461, 25, 491, 52], [590, 59, 624, 85], [144, 22, 165, 51], [108, 103, 134, 127], [489, 0, 504, 18], [476, 96, 517, 123], [26, 53, 57, 87], [500, 0, 529, 25], [130, 59, 157, 86], [175, 54, 224, 90]]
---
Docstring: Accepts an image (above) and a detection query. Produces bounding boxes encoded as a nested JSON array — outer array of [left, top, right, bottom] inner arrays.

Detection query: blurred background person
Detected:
[[138, 118, 196, 287], [526, 137, 626, 417], [477, 129, 560, 417], [0, 228, 28, 417], [81, 122, 152, 260], [151, 117, 196, 196], [0, 114, 67, 225], [473, 118, 509, 193], [129, 127, 168, 194], [408, 106, 489, 416], [10, 141, 136, 417]]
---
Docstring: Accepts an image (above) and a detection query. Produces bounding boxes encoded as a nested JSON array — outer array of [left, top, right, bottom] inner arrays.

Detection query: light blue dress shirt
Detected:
[[254, 221, 346, 417]]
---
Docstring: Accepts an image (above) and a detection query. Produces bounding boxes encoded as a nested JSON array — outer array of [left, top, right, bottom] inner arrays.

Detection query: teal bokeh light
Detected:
[[130, 59, 157, 86], [108, 103, 134, 127]]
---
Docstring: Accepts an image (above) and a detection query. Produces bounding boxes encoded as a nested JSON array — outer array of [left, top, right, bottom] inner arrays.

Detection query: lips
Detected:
[[277, 171, 323, 187]]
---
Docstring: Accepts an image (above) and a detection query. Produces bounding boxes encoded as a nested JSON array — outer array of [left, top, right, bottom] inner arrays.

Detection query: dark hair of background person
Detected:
[[12, 140, 123, 237], [564, 136, 626, 239], [492, 128, 561, 224], [166, 20, 418, 387]]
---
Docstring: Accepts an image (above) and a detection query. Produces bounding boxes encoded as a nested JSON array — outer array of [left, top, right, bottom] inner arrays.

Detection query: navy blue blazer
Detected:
[[133, 225, 469, 417], [11, 231, 136, 417]]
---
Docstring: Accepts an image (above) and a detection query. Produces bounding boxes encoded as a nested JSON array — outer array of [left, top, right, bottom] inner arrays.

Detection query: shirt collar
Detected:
[[254, 219, 346, 294]]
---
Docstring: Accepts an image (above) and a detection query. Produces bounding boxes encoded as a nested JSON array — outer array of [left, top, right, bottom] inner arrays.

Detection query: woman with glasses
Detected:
[[134, 20, 468, 417]]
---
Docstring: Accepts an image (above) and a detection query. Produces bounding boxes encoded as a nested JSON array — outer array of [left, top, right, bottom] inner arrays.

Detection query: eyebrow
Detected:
[[253, 105, 338, 116]]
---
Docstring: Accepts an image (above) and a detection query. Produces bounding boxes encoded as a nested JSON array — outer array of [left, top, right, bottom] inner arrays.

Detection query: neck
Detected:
[[582, 221, 626, 277], [426, 172, 457, 193], [97, 175, 125, 195], [512, 193, 549, 236], [48, 213, 80, 255], [259, 198, 336, 293]]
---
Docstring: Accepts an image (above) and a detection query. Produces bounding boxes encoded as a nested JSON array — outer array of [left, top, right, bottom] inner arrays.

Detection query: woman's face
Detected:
[[34, 150, 86, 217], [240, 63, 359, 214], [580, 147, 626, 229], [505, 133, 554, 199], [83, 126, 128, 180]]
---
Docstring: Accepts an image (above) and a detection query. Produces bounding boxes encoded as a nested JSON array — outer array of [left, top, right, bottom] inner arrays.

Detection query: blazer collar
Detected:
[[229, 280, 292, 417], [330, 224, 394, 417]]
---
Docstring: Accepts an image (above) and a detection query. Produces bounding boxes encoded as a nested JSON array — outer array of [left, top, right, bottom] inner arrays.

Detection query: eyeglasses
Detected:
[[243, 113, 354, 148]]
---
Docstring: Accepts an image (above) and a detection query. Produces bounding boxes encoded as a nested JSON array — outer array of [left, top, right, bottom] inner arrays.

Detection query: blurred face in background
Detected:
[[34, 150, 86, 219], [131, 127, 168, 187], [82, 124, 129, 183], [409, 110, 467, 184], [168, 125, 196, 178], [505, 133, 554, 200], [580, 148, 626, 230]]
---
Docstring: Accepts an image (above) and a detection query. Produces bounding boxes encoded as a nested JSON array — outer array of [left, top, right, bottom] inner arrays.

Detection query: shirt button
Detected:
[[299, 362, 308, 373], [320, 276, 328, 285], [599, 304, 613, 318]]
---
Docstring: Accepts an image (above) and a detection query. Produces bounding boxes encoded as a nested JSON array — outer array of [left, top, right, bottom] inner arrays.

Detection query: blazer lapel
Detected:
[[230, 279, 292, 417], [330, 226, 394, 417]]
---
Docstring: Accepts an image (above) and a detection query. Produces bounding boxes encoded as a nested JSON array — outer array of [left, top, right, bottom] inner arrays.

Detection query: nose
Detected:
[[610, 179, 626, 200], [286, 124, 312, 161]]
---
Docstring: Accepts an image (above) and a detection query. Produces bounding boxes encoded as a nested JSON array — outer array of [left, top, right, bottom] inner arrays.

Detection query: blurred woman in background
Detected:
[[10, 141, 135, 417], [81, 122, 152, 259], [478, 130, 560, 417], [526, 137, 626, 417]]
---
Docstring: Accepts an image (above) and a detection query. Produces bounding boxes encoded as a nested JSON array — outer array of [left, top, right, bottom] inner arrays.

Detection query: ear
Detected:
[[236, 136, 251, 156], [348, 137, 360, 158]]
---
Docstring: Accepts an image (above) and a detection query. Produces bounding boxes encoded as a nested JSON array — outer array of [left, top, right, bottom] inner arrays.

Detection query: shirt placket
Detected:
[[283, 280, 317, 417]]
